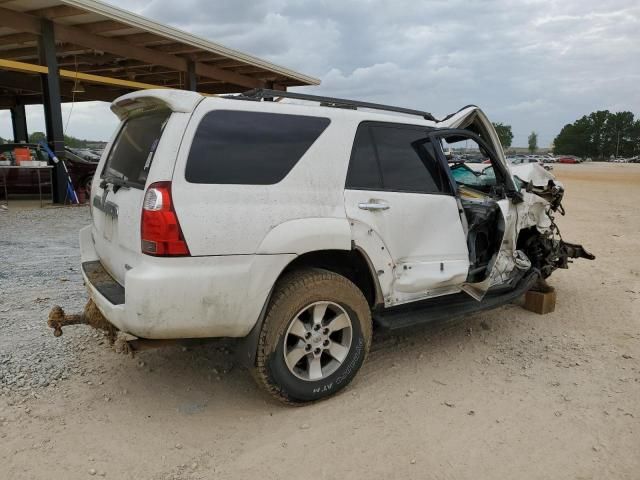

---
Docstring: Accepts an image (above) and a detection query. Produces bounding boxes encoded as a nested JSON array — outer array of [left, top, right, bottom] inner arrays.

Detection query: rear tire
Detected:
[[253, 268, 372, 404]]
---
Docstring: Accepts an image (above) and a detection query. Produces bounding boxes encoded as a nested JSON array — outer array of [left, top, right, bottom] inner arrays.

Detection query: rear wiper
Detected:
[[100, 173, 130, 191]]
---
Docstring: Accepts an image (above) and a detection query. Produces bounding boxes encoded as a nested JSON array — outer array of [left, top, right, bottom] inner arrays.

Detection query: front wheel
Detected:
[[253, 269, 372, 404]]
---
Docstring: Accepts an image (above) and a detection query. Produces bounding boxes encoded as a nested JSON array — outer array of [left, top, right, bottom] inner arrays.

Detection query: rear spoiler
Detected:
[[111, 89, 206, 120]]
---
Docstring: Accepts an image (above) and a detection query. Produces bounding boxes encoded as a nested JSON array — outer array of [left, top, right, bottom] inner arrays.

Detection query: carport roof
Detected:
[[0, 0, 320, 103]]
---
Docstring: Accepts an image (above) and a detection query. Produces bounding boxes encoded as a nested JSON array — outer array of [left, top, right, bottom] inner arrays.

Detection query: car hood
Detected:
[[510, 163, 563, 189]]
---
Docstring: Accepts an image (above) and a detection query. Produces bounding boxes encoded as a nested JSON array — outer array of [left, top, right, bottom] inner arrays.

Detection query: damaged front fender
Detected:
[[509, 164, 594, 278]]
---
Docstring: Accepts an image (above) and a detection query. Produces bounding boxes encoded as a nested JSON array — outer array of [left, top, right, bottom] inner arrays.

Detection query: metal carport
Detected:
[[0, 0, 319, 202]]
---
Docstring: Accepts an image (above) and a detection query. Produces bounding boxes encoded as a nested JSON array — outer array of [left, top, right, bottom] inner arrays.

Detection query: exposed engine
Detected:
[[517, 182, 595, 278]]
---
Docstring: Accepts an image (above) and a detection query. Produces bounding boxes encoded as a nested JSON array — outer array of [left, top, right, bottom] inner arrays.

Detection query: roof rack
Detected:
[[236, 88, 438, 121]]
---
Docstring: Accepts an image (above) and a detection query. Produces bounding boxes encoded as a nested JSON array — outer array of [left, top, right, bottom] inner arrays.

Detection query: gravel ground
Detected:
[[0, 206, 99, 400], [0, 163, 638, 480]]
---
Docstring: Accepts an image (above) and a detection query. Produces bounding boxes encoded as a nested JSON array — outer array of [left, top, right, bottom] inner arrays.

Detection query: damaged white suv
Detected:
[[49, 88, 593, 404]]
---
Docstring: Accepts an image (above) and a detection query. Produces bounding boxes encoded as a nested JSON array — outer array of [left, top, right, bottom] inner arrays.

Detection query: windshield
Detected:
[[450, 163, 497, 189], [102, 109, 170, 188]]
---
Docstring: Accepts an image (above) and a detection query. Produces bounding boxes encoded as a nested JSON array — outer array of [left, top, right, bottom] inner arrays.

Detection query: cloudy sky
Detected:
[[2, 0, 639, 146]]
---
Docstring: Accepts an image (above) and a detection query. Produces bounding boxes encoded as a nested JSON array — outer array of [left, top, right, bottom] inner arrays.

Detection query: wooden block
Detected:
[[523, 287, 556, 314]]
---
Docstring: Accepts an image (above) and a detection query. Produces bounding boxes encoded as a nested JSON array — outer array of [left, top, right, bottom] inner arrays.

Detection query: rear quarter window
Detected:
[[185, 110, 330, 185]]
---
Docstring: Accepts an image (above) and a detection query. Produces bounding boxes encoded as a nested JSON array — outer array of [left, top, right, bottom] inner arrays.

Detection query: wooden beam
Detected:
[[80, 20, 130, 34], [116, 32, 168, 46], [0, 44, 91, 60], [58, 53, 120, 67], [26, 5, 85, 20], [151, 43, 203, 54], [195, 62, 262, 89], [0, 7, 41, 34], [233, 66, 270, 75], [77, 60, 149, 74], [0, 58, 169, 90], [0, 32, 38, 45], [0, 70, 124, 102], [201, 59, 247, 68], [65, 69, 171, 90]]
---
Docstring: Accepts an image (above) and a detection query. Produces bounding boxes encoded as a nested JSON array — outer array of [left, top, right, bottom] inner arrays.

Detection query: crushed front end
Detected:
[[513, 165, 595, 279]]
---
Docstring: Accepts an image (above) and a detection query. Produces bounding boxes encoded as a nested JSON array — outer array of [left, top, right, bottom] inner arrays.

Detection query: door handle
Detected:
[[358, 200, 390, 211]]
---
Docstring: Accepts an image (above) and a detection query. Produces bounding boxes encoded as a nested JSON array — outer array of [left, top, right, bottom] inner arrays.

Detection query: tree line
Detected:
[[0, 132, 95, 148], [553, 111, 640, 159], [493, 110, 640, 159], [28, 131, 94, 148]]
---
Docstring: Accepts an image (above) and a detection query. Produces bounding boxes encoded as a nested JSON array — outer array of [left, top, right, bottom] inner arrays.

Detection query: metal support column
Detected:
[[10, 100, 28, 143], [186, 61, 197, 91], [38, 19, 66, 203]]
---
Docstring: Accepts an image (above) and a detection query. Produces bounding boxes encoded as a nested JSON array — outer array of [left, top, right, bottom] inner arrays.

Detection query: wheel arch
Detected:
[[238, 247, 383, 368]]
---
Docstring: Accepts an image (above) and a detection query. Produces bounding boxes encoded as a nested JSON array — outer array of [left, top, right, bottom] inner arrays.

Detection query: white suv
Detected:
[[61, 88, 593, 403]]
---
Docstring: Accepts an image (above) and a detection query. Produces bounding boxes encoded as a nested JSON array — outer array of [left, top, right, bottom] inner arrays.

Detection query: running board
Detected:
[[373, 270, 539, 331]]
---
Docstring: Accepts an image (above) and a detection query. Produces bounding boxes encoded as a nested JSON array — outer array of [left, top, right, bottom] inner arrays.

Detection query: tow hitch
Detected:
[[48, 300, 118, 343], [47, 300, 180, 354]]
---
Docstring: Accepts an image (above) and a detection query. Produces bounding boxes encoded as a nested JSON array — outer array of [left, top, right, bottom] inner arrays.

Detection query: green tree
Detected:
[[553, 110, 640, 159], [28, 131, 89, 148], [28, 131, 46, 144], [604, 111, 636, 158], [492, 122, 513, 148], [528, 131, 538, 153]]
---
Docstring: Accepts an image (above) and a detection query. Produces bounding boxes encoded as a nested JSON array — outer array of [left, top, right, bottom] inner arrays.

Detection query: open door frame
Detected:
[[426, 127, 518, 300]]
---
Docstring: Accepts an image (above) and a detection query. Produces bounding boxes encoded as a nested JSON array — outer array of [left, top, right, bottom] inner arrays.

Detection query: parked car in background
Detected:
[[556, 156, 579, 164], [68, 147, 102, 162], [0, 143, 97, 198], [509, 156, 553, 171]]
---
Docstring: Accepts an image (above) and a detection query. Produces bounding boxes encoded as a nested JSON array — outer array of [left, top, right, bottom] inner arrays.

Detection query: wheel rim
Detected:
[[283, 301, 353, 381]]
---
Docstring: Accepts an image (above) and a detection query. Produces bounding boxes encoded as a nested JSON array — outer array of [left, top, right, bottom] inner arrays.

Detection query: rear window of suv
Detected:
[[185, 110, 330, 185], [102, 109, 170, 188]]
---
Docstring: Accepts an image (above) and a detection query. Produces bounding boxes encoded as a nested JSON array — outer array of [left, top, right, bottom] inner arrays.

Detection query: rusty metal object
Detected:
[[48, 299, 118, 343]]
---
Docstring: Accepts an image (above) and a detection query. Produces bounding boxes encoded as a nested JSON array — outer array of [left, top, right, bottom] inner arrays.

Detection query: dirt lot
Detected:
[[1, 163, 639, 479]]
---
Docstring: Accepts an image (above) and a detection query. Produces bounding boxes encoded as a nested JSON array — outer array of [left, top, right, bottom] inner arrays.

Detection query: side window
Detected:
[[185, 110, 330, 185], [345, 126, 382, 190], [370, 125, 445, 194]]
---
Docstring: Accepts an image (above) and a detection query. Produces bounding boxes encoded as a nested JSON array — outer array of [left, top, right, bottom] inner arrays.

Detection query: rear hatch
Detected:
[[90, 90, 202, 285]]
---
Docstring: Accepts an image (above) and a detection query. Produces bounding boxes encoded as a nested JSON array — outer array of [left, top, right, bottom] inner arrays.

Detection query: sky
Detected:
[[1, 0, 639, 147]]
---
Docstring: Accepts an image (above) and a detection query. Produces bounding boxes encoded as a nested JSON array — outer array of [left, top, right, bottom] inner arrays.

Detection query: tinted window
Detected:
[[370, 125, 443, 194], [103, 110, 170, 188], [346, 127, 382, 189], [185, 111, 330, 185]]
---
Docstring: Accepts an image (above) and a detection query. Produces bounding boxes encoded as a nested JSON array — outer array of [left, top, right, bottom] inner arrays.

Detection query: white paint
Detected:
[[81, 225, 295, 338], [257, 218, 352, 254], [345, 190, 469, 305]]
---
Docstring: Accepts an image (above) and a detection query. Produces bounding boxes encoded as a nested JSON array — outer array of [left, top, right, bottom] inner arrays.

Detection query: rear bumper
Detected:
[[79, 225, 295, 339]]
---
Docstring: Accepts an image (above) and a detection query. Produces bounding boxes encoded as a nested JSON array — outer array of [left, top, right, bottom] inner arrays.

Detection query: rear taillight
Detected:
[[141, 181, 190, 256]]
